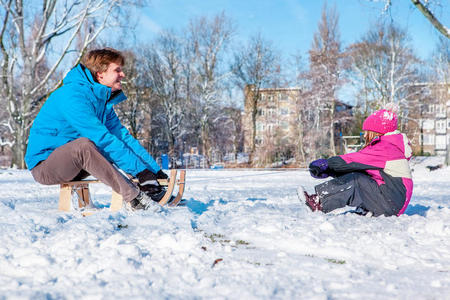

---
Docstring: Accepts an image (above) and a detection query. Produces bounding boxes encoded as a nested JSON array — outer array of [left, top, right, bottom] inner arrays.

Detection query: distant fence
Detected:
[[157, 152, 249, 169]]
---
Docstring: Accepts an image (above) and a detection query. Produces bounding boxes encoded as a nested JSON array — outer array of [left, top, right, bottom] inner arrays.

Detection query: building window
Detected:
[[256, 122, 263, 132], [436, 104, 446, 117], [280, 108, 289, 115], [436, 135, 446, 150], [422, 134, 435, 145], [422, 119, 434, 130], [436, 120, 446, 133]]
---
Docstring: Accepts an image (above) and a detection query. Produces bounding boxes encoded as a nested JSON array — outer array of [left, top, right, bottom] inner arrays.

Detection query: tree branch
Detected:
[[410, 0, 450, 39], [43, 1, 117, 95], [0, 0, 13, 93], [29, 6, 90, 95]]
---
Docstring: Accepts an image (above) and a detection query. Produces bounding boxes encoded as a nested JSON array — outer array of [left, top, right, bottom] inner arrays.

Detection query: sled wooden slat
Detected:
[[75, 184, 90, 207], [157, 169, 177, 206], [58, 170, 184, 214], [169, 170, 186, 207], [110, 190, 123, 212], [61, 178, 169, 186], [58, 184, 72, 212]]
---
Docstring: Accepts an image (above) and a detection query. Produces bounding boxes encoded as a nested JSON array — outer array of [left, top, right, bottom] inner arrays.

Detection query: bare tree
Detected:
[[186, 12, 234, 167], [368, 0, 449, 39], [142, 30, 187, 157], [0, 0, 138, 168], [430, 36, 450, 83], [287, 52, 309, 165], [347, 23, 422, 111], [231, 33, 280, 165], [305, 4, 344, 157], [209, 106, 243, 164], [116, 50, 150, 140]]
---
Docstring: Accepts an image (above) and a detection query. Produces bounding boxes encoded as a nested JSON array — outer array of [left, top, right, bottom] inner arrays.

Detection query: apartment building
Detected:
[[243, 86, 299, 153], [243, 85, 353, 155], [407, 83, 450, 156]]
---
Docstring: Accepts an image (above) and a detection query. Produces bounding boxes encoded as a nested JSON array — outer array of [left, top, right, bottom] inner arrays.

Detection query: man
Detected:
[[25, 48, 166, 210]]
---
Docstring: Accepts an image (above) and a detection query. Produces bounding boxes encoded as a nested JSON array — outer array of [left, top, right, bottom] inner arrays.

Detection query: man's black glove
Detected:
[[136, 169, 170, 202], [136, 169, 162, 194], [155, 169, 168, 180]]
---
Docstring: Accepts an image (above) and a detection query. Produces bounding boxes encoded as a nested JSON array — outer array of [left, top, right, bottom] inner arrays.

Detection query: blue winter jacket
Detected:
[[25, 64, 160, 176]]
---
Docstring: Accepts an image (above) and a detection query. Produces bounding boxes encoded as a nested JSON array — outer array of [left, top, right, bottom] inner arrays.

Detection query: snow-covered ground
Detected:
[[0, 157, 449, 299]]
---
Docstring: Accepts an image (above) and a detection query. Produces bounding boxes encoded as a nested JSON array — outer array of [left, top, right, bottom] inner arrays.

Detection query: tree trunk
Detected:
[[249, 94, 258, 165], [201, 122, 210, 168], [12, 127, 26, 169], [297, 114, 306, 166], [168, 131, 176, 157], [329, 99, 336, 156]]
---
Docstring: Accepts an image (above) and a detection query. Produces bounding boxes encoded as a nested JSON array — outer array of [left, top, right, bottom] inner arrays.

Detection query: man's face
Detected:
[[96, 62, 125, 92]]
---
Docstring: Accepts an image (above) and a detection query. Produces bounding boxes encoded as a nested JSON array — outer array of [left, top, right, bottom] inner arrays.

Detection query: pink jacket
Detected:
[[329, 131, 413, 215]]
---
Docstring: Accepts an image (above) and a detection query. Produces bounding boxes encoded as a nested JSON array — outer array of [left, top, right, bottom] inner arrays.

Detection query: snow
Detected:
[[0, 158, 449, 299]]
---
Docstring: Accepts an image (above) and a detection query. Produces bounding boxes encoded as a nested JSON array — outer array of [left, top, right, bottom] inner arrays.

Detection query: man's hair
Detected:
[[82, 48, 125, 80]]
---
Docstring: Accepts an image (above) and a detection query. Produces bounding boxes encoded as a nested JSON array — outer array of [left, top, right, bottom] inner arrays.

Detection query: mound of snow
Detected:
[[0, 167, 449, 298]]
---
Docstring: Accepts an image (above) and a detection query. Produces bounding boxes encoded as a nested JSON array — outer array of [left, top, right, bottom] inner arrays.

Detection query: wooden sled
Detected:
[[58, 169, 186, 215]]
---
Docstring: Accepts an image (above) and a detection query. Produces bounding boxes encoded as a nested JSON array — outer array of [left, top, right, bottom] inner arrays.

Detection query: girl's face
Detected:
[[363, 131, 370, 142]]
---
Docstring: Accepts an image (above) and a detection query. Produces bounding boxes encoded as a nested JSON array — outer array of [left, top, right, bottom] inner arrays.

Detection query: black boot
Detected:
[[128, 191, 155, 210], [146, 187, 167, 202]]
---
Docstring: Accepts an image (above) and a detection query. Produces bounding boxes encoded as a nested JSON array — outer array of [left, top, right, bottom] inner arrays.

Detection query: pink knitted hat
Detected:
[[362, 104, 398, 134]]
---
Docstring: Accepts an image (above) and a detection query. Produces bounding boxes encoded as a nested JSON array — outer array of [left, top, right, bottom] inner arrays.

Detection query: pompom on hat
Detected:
[[362, 103, 399, 134]]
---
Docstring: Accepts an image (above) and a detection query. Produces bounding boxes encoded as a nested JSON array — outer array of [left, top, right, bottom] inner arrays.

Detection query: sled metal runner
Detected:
[[58, 169, 186, 215]]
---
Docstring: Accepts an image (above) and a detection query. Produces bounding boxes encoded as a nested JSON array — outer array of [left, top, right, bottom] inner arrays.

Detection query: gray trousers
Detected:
[[31, 138, 139, 202], [315, 172, 398, 217]]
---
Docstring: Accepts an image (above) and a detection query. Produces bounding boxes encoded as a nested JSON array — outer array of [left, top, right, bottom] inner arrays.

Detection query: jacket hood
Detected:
[[63, 64, 126, 105], [380, 130, 412, 159]]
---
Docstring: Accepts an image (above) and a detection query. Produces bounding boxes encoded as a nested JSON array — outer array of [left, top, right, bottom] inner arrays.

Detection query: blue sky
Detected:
[[136, 0, 449, 61]]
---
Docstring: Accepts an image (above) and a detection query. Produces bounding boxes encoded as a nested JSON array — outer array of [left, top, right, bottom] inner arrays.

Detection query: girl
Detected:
[[299, 104, 413, 217]]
